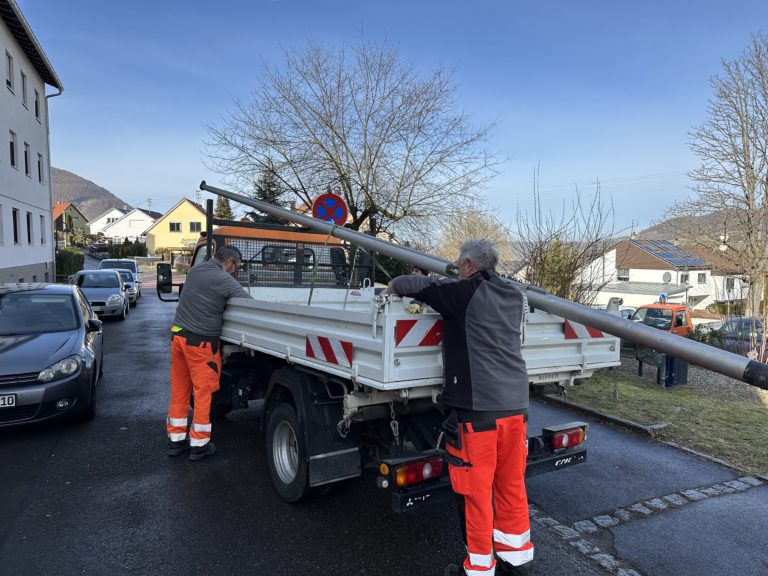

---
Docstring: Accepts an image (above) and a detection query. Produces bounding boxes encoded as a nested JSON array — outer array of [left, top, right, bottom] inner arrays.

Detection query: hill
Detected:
[[51, 167, 132, 221]]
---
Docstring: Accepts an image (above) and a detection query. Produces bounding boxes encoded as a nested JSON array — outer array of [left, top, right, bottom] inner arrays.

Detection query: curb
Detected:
[[538, 395, 669, 438]]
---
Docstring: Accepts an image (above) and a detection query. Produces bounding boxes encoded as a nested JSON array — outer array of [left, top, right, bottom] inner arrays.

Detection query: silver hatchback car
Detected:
[[70, 269, 129, 320]]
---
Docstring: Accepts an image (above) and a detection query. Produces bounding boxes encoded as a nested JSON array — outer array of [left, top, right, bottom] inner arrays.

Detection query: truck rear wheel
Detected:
[[265, 402, 310, 503]]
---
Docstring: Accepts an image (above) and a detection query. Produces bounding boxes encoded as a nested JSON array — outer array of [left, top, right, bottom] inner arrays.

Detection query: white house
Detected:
[[89, 207, 126, 236], [100, 208, 161, 243], [0, 0, 63, 283], [584, 239, 715, 310]]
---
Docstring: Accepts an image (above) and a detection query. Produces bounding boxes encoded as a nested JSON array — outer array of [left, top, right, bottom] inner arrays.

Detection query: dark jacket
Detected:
[[173, 258, 252, 338], [390, 271, 528, 413]]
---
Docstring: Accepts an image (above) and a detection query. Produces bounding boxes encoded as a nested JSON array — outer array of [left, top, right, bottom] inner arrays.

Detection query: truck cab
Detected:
[[631, 303, 693, 337]]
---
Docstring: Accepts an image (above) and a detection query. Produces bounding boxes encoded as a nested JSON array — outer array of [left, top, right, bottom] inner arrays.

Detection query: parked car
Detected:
[[70, 269, 129, 320], [630, 303, 693, 337], [619, 307, 636, 320], [98, 258, 141, 298], [0, 283, 103, 426], [115, 269, 138, 306], [716, 316, 765, 360]]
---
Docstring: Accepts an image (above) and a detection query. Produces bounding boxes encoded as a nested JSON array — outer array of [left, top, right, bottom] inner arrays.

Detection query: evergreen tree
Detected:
[[247, 163, 285, 224], [214, 197, 234, 220]]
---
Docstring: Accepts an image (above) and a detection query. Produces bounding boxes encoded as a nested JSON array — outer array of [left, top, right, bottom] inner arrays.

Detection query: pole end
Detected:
[[200, 180, 208, 190], [743, 360, 768, 390]]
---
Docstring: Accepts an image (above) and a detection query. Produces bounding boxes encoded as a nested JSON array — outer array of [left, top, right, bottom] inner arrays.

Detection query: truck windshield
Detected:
[[632, 308, 673, 331]]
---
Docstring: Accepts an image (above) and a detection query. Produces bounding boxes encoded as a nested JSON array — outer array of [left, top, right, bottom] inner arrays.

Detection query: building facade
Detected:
[[88, 207, 125, 236], [100, 208, 160, 243], [0, 0, 62, 283], [144, 198, 206, 255]]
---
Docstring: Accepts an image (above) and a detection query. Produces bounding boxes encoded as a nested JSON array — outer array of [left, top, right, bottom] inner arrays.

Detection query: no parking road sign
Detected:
[[312, 192, 348, 226]]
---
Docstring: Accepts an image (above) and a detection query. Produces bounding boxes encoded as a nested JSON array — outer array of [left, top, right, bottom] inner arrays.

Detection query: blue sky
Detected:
[[16, 0, 767, 233]]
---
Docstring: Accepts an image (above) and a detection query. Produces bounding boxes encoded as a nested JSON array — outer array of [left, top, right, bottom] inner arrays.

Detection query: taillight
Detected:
[[394, 458, 444, 487], [550, 427, 585, 450]]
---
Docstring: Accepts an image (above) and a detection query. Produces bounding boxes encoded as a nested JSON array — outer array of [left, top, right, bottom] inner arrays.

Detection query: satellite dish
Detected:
[[662, 272, 672, 283]]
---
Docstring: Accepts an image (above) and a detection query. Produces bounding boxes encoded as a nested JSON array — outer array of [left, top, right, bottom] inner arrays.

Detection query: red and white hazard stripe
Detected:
[[305, 335, 353, 367], [395, 319, 444, 347], [563, 319, 605, 339]]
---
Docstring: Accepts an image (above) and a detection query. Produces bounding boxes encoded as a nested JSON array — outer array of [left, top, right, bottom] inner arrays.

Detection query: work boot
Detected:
[[167, 439, 189, 457], [443, 563, 464, 576], [188, 441, 217, 462]]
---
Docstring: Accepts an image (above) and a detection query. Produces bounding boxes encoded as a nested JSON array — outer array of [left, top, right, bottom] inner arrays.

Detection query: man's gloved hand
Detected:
[[408, 303, 421, 314]]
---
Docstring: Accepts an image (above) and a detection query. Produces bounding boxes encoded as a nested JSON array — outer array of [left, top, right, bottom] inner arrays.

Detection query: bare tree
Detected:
[[515, 170, 615, 305], [206, 38, 499, 242], [435, 207, 516, 274], [664, 33, 768, 354]]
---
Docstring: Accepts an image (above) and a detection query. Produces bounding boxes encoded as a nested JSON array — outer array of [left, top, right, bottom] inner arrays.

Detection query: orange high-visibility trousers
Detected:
[[446, 414, 533, 576], [166, 333, 221, 447]]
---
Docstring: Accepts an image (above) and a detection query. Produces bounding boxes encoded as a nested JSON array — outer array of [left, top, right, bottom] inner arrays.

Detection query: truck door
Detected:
[[673, 309, 690, 336]]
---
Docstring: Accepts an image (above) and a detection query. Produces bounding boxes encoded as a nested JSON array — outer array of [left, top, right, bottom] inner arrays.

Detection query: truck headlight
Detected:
[[38, 356, 82, 382], [107, 294, 122, 303]]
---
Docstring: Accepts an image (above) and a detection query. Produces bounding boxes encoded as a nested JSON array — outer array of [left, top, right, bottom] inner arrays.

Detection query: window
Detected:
[[26, 212, 33, 244], [189, 221, 202, 233], [40, 215, 46, 244], [34, 89, 40, 120], [617, 268, 629, 281], [9, 131, 17, 168], [37, 153, 43, 183], [680, 272, 689, 284], [5, 51, 13, 91], [12, 208, 20, 244], [24, 142, 30, 176], [20, 70, 27, 106], [698, 272, 706, 284], [725, 277, 735, 291], [169, 222, 181, 232]]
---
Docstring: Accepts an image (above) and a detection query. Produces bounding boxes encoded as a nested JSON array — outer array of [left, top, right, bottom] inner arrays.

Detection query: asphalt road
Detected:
[[1, 267, 766, 576]]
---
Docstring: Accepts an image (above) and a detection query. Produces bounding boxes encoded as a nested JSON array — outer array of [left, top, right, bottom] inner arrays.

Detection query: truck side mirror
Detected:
[[157, 263, 173, 294]]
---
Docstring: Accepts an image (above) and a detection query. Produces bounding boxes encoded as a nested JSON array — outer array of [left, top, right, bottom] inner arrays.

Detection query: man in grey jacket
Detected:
[[387, 240, 533, 576], [166, 245, 252, 461]]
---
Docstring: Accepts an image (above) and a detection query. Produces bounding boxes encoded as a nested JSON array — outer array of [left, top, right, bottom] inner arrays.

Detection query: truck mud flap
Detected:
[[391, 477, 453, 513], [309, 448, 361, 486], [525, 447, 587, 478]]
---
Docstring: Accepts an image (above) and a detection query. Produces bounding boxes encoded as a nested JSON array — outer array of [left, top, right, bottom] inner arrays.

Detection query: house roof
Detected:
[[601, 281, 688, 296], [101, 208, 157, 235], [90, 207, 126, 223], [51, 202, 70, 221], [629, 239, 707, 269], [143, 197, 207, 234], [136, 208, 163, 219], [0, 0, 63, 90], [682, 245, 743, 275], [614, 239, 708, 271]]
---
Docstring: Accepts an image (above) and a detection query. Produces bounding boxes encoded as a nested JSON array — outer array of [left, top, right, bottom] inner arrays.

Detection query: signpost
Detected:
[[312, 192, 348, 226]]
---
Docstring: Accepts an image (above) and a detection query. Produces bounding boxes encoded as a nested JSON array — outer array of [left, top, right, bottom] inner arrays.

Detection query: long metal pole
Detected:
[[199, 181, 768, 390]]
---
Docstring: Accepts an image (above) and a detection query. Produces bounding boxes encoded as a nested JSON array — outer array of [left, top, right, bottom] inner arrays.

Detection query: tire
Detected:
[[98, 351, 104, 378], [80, 376, 96, 421], [118, 303, 127, 321], [265, 402, 310, 503]]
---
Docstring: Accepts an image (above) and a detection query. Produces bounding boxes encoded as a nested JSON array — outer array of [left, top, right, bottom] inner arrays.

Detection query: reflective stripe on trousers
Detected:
[[166, 333, 221, 447], [446, 414, 534, 574]]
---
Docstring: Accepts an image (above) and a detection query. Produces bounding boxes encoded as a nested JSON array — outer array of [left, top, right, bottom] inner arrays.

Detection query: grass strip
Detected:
[[550, 371, 768, 475]]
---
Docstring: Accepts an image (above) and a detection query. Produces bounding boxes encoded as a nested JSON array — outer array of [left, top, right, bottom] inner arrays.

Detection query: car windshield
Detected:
[[0, 293, 79, 334], [77, 273, 119, 288], [632, 308, 673, 331], [101, 260, 137, 273], [118, 271, 133, 283]]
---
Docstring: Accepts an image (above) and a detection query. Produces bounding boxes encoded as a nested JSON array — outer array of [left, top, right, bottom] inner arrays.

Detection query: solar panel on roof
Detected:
[[632, 240, 707, 267]]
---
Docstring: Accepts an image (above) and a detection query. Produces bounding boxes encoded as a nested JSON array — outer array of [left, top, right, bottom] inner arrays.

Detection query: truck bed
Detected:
[[220, 286, 620, 390]]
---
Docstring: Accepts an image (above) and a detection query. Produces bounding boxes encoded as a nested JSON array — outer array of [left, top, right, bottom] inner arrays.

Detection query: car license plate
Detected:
[[0, 394, 17, 408]]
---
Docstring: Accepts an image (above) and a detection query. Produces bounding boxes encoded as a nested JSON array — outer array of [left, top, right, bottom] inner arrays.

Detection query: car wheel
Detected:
[[119, 303, 127, 321], [266, 402, 311, 503], [99, 351, 104, 378], [80, 375, 96, 421]]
